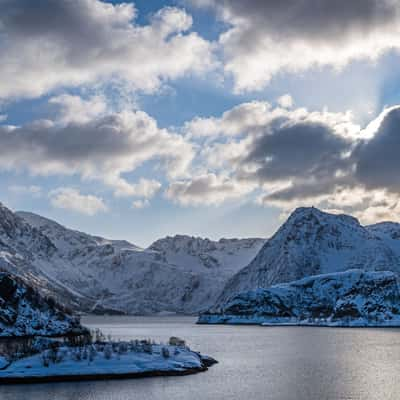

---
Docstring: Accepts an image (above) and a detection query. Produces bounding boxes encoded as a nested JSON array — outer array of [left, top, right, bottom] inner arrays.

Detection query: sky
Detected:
[[2, 0, 400, 247]]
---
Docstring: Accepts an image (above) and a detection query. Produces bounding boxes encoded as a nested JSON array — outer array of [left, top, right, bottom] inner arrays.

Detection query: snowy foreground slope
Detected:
[[0, 203, 264, 314], [198, 270, 400, 326], [217, 207, 400, 305], [0, 272, 86, 337], [0, 343, 217, 383]]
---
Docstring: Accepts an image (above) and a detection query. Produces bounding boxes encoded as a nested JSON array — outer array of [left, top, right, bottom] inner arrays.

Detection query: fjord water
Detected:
[[0, 316, 399, 400]]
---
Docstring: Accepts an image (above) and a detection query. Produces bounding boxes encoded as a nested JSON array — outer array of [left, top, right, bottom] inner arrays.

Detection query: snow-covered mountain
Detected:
[[0, 203, 264, 314], [198, 270, 400, 327], [0, 272, 86, 337], [11, 202, 400, 318], [0, 203, 91, 311], [148, 235, 265, 311], [367, 221, 400, 240], [149, 235, 264, 274], [17, 211, 139, 255], [217, 207, 400, 305]]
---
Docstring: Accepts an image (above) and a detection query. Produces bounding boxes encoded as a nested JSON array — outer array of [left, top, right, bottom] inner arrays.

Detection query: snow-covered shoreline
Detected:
[[0, 343, 217, 384], [198, 270, 400, 328], [198, 314, 400, 327]]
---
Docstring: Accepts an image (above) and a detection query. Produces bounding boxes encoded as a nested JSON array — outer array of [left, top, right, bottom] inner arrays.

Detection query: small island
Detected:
[[0, 337, 217, 384], [0, 272, 217, 383], [198, 270, 400, 327]]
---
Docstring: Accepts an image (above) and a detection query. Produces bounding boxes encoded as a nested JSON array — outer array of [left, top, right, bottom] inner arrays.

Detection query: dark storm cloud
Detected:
[[2, 0, 109, 40], [241, 119, 352, 183], [355, 106, 400, 191], [0, 116, 149, 162], [263, 178, 353, 203], [0, 0, 127, 61], [214, 0, 395, 42]]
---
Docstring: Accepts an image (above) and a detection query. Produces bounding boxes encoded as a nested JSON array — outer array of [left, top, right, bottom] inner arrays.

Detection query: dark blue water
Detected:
[[0, 316, 399, 400]]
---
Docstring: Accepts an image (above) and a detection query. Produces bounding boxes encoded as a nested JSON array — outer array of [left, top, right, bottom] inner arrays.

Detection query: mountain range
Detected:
[[3, 201, 400, 317], [0, 202, 264, 315]]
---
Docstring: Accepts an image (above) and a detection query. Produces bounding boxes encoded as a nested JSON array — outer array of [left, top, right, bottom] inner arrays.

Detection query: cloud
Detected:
[[354, 106, 400, 191], [175, 101, 361, 207], [8, 185, 42, 197], [0, 0, 215, 99], [0, 106, 193, 197], [191, 0, 400, 92], [114, 178, 162, 198], [184, 101, 273, 138], [277, 94, 293, 109], [132, 199, 150, 209], [240, 119, 351, 184], [165, 173, 255, 206], [224, 103, 400, 222], [354, 192, 400, 224], [49, 94, 107, 125], [49, 188, 108, 215], [185, 100, 359, 140], [4, 88, 400, 223]]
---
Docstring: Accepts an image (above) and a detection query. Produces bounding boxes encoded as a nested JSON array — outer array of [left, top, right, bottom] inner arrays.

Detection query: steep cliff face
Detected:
[[199, 270, 400, 327], [0, 272, 86, 337], [217, 207, 400, 304]]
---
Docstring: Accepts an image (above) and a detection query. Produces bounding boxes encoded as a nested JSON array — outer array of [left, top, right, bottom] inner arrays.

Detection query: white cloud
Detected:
[[114, 178, 161, 198], [132, 199, 150, 209], [192, 0, 400, 92], [184, 101, 273, 138], [277, 94, 293, 109], [165, 173, 255, 206], [0, 1, 215, 100], [185, 100, 359, 140], [49, 187, 108, 216], [0, 105, 193, 198], [49, 94, 107, 125]]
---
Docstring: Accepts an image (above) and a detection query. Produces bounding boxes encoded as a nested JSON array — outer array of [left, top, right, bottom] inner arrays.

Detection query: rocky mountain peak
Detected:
[[285, 206, 361, 233], [0, 205, 55, 257], [216, 206, 400, 306]]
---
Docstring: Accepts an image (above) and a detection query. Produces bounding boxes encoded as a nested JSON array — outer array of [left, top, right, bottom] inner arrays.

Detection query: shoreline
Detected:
[[0, 342, 218, 385], [0, 365, 212, 385], [197, 316, 400, 328]]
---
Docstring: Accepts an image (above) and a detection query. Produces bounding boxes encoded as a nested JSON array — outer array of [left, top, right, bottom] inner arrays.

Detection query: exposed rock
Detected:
[[199, 270, 400, 326], [0, 272, 87, 337]]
